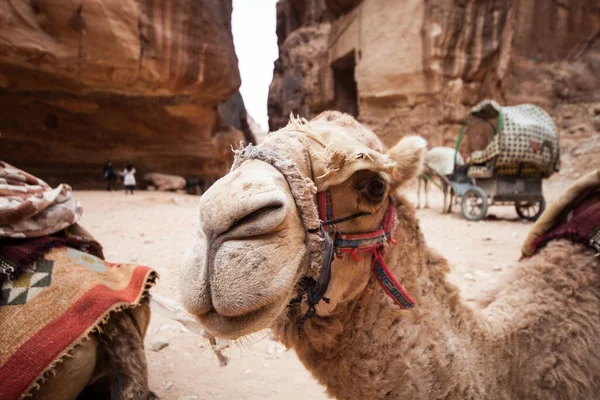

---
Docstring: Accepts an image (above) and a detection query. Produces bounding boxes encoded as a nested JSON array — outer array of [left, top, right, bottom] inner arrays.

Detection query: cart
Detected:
[[445, 100, 560, 221]]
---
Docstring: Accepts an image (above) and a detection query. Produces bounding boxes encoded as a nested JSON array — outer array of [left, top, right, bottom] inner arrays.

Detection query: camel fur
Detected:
[[180, 111, 600, 400]]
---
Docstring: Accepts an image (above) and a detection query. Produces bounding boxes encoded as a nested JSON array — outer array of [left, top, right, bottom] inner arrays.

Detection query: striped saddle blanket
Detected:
[[0, 246, 156, 399]]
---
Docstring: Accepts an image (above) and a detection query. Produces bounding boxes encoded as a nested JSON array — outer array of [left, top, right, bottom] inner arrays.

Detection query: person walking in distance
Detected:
[[103, 161, 116, 191], [122, 163, 136, 194]]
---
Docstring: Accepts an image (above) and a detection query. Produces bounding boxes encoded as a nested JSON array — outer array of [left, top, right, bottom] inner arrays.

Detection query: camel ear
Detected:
[[387, 136, 427, 187]]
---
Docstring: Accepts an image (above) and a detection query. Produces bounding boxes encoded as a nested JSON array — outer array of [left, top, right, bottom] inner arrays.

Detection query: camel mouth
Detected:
[[194, 292, 290, 339], [179, 158, 310, 339], [179, 224, 307, 338]]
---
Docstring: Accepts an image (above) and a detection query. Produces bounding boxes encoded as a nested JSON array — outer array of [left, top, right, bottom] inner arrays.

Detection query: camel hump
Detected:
[[522, 169, 600, 257]]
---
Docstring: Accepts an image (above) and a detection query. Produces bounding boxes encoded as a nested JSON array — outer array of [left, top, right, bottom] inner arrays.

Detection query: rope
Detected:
[[422, 174, 444, 191]]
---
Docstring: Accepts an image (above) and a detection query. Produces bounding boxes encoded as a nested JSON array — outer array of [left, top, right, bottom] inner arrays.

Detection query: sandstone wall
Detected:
[[268, 0, 332, 130], [0, 0, 242, 187], [269, 0, 600, 160]]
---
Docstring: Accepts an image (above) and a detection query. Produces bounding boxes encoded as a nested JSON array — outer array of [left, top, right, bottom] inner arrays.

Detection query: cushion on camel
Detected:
[[522, 169, 600, 257], [0, 160, 157, 399]]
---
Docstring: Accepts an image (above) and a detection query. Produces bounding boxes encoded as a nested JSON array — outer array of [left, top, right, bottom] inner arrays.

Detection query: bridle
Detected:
[[231, 142, 415, 335], [298, 189, 415, 323]]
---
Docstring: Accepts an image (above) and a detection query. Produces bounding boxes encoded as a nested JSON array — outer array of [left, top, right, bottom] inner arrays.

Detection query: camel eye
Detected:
[[366, 178, 386, 200]]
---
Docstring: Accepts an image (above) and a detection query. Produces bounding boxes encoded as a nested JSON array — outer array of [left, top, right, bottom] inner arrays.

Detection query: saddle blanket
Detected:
[[0, 247, 156, 399]]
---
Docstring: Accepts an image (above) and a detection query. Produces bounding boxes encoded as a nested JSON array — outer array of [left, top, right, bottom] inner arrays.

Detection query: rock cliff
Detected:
[[268, 0, 600, 163], [0, 0, 242, 187], [268, 0, 332, 131]]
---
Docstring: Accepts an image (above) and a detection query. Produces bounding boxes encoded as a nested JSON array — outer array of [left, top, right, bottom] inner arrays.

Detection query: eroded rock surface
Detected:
[[0, 0, 241, 187], [268, 0, 332, 131], [268, 0, 600, 151]]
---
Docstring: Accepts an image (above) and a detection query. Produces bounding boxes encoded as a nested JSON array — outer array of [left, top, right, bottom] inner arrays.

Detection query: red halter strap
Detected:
[[317, 189, 415, 309]]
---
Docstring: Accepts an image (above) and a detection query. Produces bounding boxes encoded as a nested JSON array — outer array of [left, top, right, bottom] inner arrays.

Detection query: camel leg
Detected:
[[80, 301, 156, 400], [33, 302, 154, 400], [32, 338, 98, 400], [415, 177, 421, 209], [442, 182, 447, 213], [424, 179, 429, 208]]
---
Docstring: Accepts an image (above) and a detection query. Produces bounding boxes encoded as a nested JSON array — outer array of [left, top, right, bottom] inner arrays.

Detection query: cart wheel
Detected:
[[515, 198, 546, 222], [461, 187, 488, 221]]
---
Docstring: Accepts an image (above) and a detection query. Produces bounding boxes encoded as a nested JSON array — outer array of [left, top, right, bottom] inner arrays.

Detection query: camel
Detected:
[[180, 111, 600, 399], [0, 160, 157, 400], [31, 301, 156, 400], [415, 146, 464, 212]]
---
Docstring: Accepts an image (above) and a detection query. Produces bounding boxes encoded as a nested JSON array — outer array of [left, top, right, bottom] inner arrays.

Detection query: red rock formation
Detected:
[[269, 0, 600, 154], [0, 0, 242, 187], [268, 0, 332, 131], [324, 0, 361, 17]]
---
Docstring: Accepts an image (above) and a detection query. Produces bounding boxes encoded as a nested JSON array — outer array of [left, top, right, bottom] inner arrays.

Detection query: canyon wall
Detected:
[[0, 0, 243, 187], [269, 0, 600, 172]]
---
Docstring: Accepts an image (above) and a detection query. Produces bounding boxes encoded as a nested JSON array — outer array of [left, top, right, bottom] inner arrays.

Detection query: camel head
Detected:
[[180, 111, 427, 339]]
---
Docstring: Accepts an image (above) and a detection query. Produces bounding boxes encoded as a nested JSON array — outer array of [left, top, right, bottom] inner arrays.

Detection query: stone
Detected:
[[165, 381, 174, 391], [266, 342, 286, 358], [474, 270, 489, 278], [142, 173, 185, 192], [0, 0, 242, 188], [150, 339, 170, 352]]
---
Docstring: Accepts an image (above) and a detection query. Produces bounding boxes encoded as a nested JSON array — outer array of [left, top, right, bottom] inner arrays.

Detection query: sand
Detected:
[[75, 176, 573, 399]]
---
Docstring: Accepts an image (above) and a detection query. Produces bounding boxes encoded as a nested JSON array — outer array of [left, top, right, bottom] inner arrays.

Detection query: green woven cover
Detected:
[[469, 100, 560, 177]]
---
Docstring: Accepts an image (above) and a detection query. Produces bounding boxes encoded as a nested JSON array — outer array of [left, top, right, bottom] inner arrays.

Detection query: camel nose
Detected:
[[198, 160, 290, 242]]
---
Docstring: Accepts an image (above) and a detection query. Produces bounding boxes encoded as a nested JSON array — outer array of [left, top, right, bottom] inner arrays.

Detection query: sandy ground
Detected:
[[75, 176, 576, 400]]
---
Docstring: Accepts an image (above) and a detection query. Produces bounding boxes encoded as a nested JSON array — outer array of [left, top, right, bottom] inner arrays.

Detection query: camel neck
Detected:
[[273, 201, 495, 399]]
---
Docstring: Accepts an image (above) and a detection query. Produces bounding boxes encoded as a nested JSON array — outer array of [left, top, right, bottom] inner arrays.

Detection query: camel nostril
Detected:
[[223, 202, 286, 237]]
